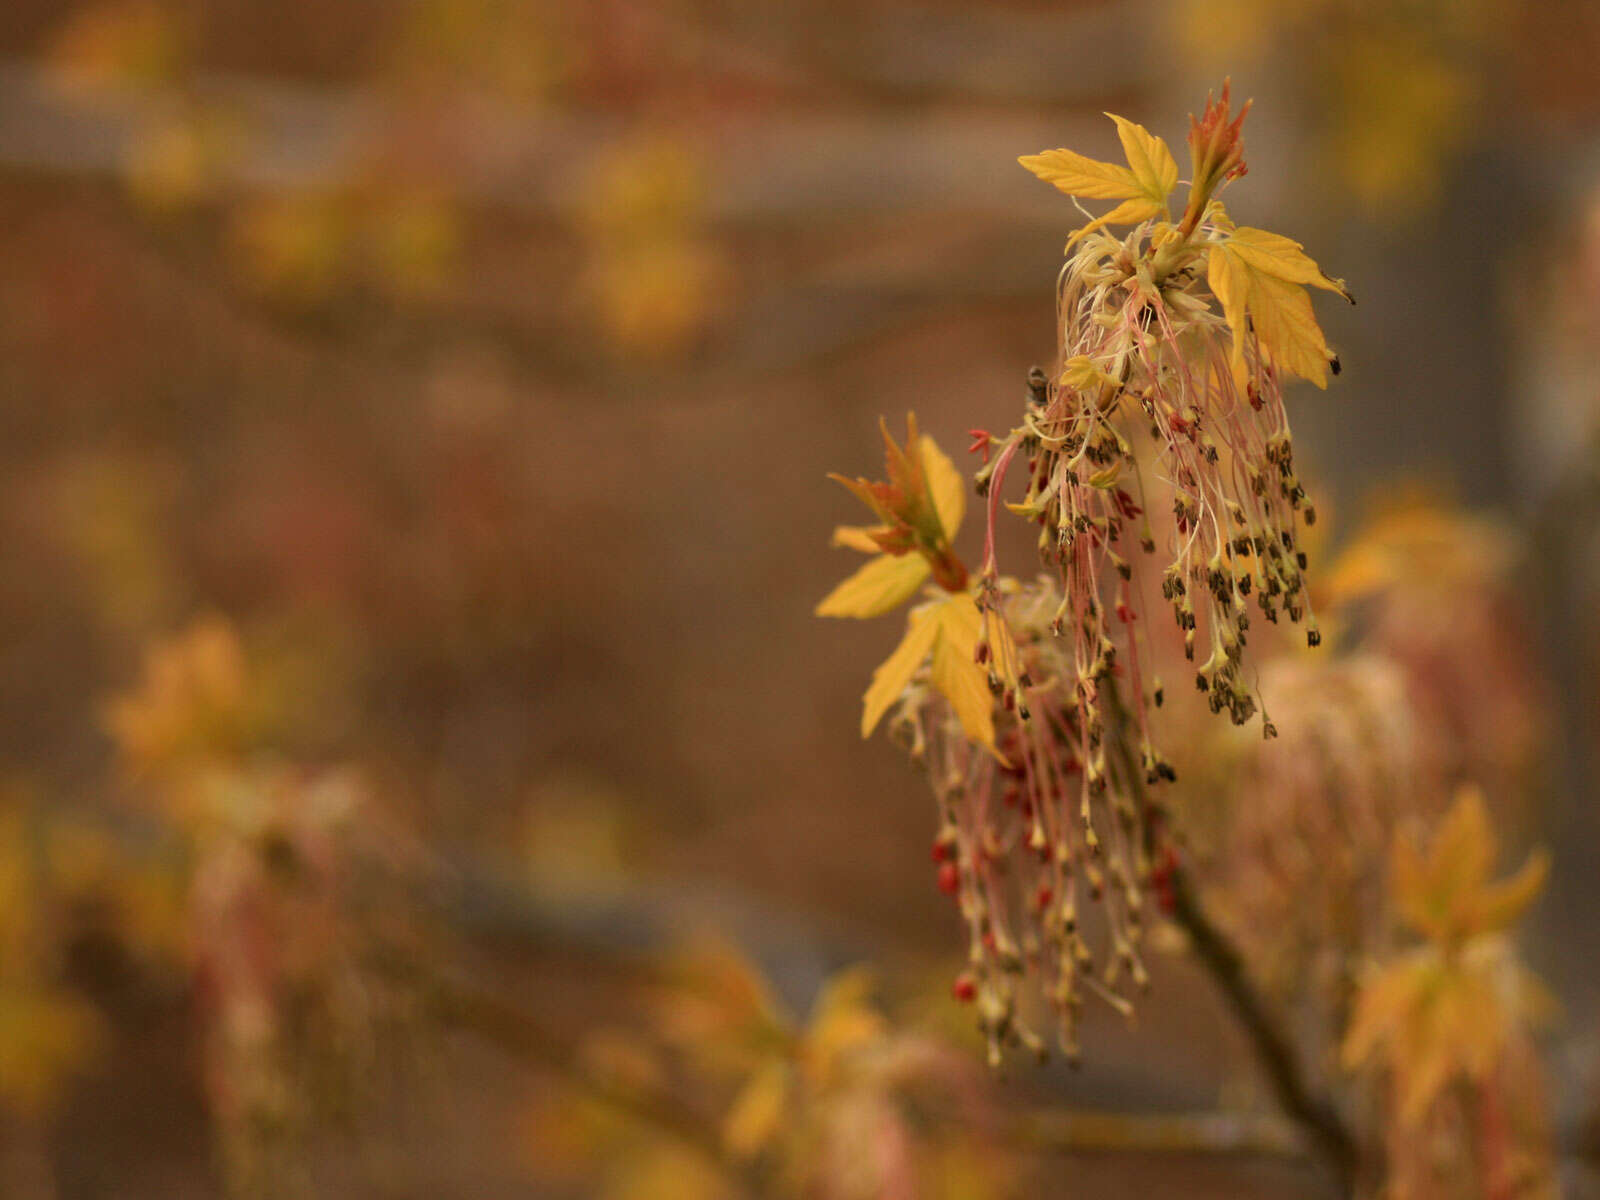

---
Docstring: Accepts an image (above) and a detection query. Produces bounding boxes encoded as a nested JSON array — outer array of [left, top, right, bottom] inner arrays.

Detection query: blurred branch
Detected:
[[403, 950, 1313, 1182], [1102, 675, 1359, 1195], [397, 954, 761, 1192], [1009, 1107, 1305, 1159], [1160, 861, 1357, 1191]]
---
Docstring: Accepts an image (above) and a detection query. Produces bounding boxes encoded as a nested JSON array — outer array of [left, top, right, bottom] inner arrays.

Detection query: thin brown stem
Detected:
[[1102, 677, 1358, 1195]]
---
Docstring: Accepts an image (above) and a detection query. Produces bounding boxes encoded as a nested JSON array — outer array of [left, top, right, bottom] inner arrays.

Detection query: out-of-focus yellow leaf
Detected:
[[1341, 956, 1422, 1071], [1475, 850, 1550, 936], [816, 553, 930, 620], [576, 1029, 666, 1098], [722, 1058, 788, 1158], [1345, 788, 1554, 1128], [924, 1140, 1010, 1200], [1391, 786, 1547, 944], [804, 966, 887, 1080], [125, 120, 213, 212], [1393, 797, 1549, 944], [1321, 497, 1515, 610], [657, 940, 791, 1050], [919, 434, 965, 542], [230, 194, 348, 301], [47, 0, 186, 93], [372, 190, 460, 297], [103, 616, 252, 780], [606, 1143, 728, 1200], [0, 989, 104, 1117], [860, 603, 941, 737]]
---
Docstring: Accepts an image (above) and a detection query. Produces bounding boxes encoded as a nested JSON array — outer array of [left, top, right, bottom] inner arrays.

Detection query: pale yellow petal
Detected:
[[1060, 355, 1117, 391], [816, 553, 930, 619]]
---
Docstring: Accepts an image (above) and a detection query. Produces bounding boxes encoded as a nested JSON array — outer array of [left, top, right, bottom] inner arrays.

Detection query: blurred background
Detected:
[[2, 0, 1600, 1196]]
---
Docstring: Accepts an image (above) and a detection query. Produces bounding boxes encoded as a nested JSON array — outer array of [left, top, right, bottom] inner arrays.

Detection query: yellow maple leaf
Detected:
[[928, 598, 997, 753], [721, 1058, 789, 1158], [1223, 226, 1350, 296], [1017, 148, 1142, 200], [861, 593, 1003, 759], [1020, 112, 1178, 246], [1391, 787, 1549, 946], [1207, 233, 1340, 388], [816, 552, 931, 620], [817, 429, 967, 619], [1342, 788, 1554, 1125], [921, 433, 966, 542], [1109, 114, 1179, 207], [802, 966, 888, 1088], [860, 601, 943, 737], [1342, 941, 1546, 1125]]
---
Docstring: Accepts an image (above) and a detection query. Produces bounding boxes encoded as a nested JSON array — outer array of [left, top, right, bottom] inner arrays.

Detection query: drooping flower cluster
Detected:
[[981, 83, 1351, 756], [898, 574, 1162, 1066], [818, 422, 1161, 1065], [103, 617, 425, 1194], [819, 86, 1349, 1066]]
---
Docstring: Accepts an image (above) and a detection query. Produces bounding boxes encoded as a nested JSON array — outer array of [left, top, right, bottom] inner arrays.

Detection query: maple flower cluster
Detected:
[[819, 86, 1348, 1065], [991, 82, 1350, 747], [819, 418, 1156, 1065]]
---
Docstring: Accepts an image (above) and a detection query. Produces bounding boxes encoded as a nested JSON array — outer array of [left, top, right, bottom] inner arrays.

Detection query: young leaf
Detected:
[[1017, 149, 1141, 200], [830, 524, 887, 554], [860, 604, 941, 737], [928, 596, 998, 754], [1107, 114, 1178, 206], [1224, 226, 1350, 298], [1207, 242, 1333, 388], [816, 553, 930, 620], [919, 434, 966, 542], [722, 1059, 789, 1158], [1247, 271, 1332, 388], [1067, 197, 1164, 248]]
